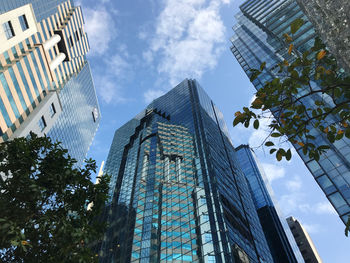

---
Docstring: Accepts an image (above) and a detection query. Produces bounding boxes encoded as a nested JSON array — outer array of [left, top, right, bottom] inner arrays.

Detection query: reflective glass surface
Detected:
[[47, 63, 100, 167], [97, 80, 273, 263], [230, 0, 350, 224], [235, 145, 304, 263], [0, 0, 71, 21]]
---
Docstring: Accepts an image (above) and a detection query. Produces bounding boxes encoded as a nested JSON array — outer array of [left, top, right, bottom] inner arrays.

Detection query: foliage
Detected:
[[233, 18, 350, 162], [0, 133, 110, 262]]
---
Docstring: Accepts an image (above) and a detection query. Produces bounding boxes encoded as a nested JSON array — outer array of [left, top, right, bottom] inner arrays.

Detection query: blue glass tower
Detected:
[[230, 0, 350, 224], [235, 144, 304, 263], [98, 79, 273, 263]]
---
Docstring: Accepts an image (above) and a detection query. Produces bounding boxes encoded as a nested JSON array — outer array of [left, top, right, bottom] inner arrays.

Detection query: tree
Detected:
[[233, 18, 350, 162], [0, 133, 110, 262], [232, 18, 350, 235]]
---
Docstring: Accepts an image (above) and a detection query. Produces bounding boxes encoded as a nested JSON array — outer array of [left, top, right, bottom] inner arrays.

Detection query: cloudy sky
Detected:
[[78, 0, 349, 261]]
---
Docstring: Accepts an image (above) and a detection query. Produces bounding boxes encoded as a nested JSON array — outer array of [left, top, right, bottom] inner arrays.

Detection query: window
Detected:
[[19, 15, 29, 31], [69, 36, 74, 47], [3, 21, 15, 39], [49, 103, 56, 117], [200, 197, 206, 205], [204, 233, 212, 243], [38, 116, 47, 131], [208, 256, 216, 263], [75, 30, 79, 41], [202, 214, 209, 222]]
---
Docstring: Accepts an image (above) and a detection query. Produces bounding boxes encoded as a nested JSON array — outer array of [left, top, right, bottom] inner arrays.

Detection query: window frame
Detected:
[[19, 14, 29, 31], [3, 21, 15, 39]]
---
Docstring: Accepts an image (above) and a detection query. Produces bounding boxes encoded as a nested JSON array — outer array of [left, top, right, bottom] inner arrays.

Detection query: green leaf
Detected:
[[249, 69, 261, 81], [276, 150, 283, 161], [313, 152, 320, 162], [345, 129, 350, 139], [291, 70, 299, 79], [260, 62, 266, 71], [253, 119, 259, 129], [270, 148, 277, 154], [265, 141, 274, 147], [271, 132, 282, 138], [334, 88, 341, 98], [233, 114, 245, 126], [290, 18, 304, 34], [286, 149, 292, 161]]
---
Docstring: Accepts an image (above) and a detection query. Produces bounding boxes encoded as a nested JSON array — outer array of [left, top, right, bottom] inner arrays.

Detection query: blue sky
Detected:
[[78, 0, 349, 261]]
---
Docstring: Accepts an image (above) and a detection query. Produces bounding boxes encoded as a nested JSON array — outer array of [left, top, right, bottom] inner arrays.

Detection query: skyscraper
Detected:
[[296, 0, 350, 73], [235, 144, 304, 263], [97, 79, 273, 263], [287, 216, 323, 263], [0, 0, 100, 166], [230, 0, 350, 224]]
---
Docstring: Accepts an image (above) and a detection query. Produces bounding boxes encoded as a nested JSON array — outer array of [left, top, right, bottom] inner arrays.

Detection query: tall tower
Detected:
[[295, 0, 350, 73], [0, 0, 100, 166], [235, 144, 304, 263], [287, 216, 323, 263], [98, 79, 273, 263], [230, 0, 350, 224]]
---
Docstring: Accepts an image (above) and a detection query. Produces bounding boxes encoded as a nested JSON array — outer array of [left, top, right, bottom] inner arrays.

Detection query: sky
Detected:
[[77, 0, 349, 261]]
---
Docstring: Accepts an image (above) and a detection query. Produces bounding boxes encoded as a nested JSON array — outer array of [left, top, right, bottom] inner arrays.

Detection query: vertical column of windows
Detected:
[[0, 95, 12, 128], [29, 52, 46, 94], [35, 49, 52, 90], [0, 73, 20, 119], [7, 67, 27, 113], [23, 56, 40, 98]]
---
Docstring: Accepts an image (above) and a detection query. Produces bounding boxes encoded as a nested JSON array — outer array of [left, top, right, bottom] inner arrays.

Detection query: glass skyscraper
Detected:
[[0, 0, 100, 166], [230, 0, 350, 224], [235, 144, 304, 263], [97, 79, 273, 263], [295, 0, 350, 73]]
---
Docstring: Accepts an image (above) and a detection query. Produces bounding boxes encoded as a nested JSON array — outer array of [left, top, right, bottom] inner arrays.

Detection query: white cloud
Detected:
[[278, 191, 337, 216], [314, 201, 337, 215], [143, 50, 154, 64], [144, 89, 165, 103], [261, 162, 286, 183], [83, 6, 116, 55], [285, 176, 302, 191], [147, 0, 228, 85], [279, 193, 303, 215], [95, 76, 127, 104], [107, 54, 132, 77], [302, 223, 321, 234]]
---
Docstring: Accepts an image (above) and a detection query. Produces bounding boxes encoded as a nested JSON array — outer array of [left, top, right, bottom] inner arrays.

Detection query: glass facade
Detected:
[[0, 0, 70, 22], [47, 63, 100, 168], [296, 0, 350, 73], [97, 79, 273, 263], [0, 0, 98, 165], [235, 145, 304, 263], [230, 0, 350, 224]]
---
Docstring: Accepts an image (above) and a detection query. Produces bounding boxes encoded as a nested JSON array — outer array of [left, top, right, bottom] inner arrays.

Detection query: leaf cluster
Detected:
[[0, 133, 110, 262], [233, 18, 350, 162]]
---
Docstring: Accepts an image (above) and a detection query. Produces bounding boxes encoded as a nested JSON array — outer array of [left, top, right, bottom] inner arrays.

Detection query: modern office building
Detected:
[[296, 0, 350, 73], [97, 79, 273, 263], [235, 144, 304, 263], [287, 216, 323, 263], [230, 0, 350, 224], [0, 0, 100, 166]]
